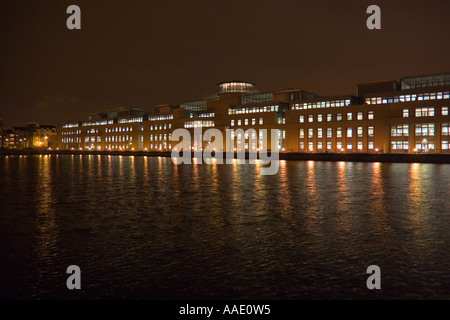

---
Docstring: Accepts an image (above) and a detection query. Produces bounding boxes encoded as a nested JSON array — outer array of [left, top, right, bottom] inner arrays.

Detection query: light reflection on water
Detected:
[[0, 155, 449, 299]]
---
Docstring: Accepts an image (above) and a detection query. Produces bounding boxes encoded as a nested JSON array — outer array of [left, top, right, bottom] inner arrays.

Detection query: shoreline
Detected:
[[1, 149, 450, 164]]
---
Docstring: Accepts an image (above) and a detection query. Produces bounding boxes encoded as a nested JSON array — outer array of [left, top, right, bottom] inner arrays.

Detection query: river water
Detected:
[[0, 155, 449, 299]]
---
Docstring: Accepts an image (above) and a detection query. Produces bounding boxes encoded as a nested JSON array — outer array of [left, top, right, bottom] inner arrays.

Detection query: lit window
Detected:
[[299, 129, 305, 138], [347, 113, 352, 121], [415, 123, 435, 136], [415, 107, 435, 117], [337, 142, 342, 149], [299, 116, 304, 123], [347, 128, 353, 137], [300, 141, 305, 149], [318, 114, 323, 122], [357, 112, 363, 120], [368, 126, 374, 137], [442, 107, 448, 116], [327, 142, 332, 150], [309, 115, 314, 123], [358, 142, 363, 150], [357, 127, 363, 137], [259, 118, 263, 125], [403, 109, 409, 118], [327, 114, 332, 122], [441, 123, 449, 135], [318, 142, 323, 150], [308, 128, 314, 138], [252, 118, 256, 125], [327, 128, 332, 138], [442, 141, 449, 150], [368, 111, 374, 120], [231, 120, 235, 126], [245, 119, 249, 126], [308, 142, 314, 151], [337, 128, 342, 138], [238, 120, 242, 126], [368, 142, 374, 150], [337, 113, 342, 121], [347, 144, 353, 150], [318, 128, 323, 138]]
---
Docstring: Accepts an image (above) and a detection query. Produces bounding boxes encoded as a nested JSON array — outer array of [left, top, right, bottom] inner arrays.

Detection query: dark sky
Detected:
[[1, 0, 449, 127]]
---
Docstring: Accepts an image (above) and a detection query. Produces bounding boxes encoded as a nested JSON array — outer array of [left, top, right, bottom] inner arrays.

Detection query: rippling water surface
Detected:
[[0, 155, 449, 299]]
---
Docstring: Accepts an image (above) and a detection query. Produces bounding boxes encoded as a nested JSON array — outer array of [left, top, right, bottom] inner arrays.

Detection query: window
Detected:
[[309, 115, 314, 123], [337, 128, 342, 138], [357, 127, 363, 137], [368, 111, 374, 120], [327, 142, 332, 150], [245, 119, 249, 126], [318, 142, 323, 150], [327, 128, 332, 138], [259, 118, 263, 125], [337, 142, 343, 150], [308, 128, 314, 138], [442, 141, 449, 150], [318, 114, 323, 122], [299, 129, 305, 138], [237, 120, 242, 126], [231, 120, 235, 126], [369, 142, 374, 150], [403, 109, 409, 118], [415, 124, 435, 136], [441, 123, 449, 135], [299, 115, 305, 123], [358, 141, 363, 150], [252, 118, 256, 125], [357, 112, 363, 120], [347, 128, 353, 137], [327, 114, 332, 122], [392, 141, 409, 150], [337, 113, 342, 121], [347, 113, 353, 121], [347, 144, 353, 150], [308, 142, 314, 151], [415, 107, 435, 117], [368, 126, 374, 137], [443, 107, 449, 116], [391, 125, 409, 137], [300, 141, 305, 149], [318, 128, 323, 138]]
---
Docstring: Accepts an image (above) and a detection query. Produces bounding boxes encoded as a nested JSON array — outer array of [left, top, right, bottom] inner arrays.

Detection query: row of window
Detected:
[[403, 107, 448, 117], [118, 117, 143, 124], [299, 127, 375, 139], [366, 91, 450, 105], [148, 115, 173, 121], [392, 141, 450, 151], [149, 134, 172, 142], [230, 118, 264, 126], [150, 124, 171, 130], [105, 126, 134, 133], [184, 121, 215, 128], [292, 99, 351, 110], [300, 141, 376, 151], [299, 111, 374, 123], [228, 105, 279, 115], [392, 123, 450, 137]]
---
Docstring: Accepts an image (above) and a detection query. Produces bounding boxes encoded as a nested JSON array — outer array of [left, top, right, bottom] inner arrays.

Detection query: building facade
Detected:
[[1, 122, 57, 149], [58, 73, 450, 154]]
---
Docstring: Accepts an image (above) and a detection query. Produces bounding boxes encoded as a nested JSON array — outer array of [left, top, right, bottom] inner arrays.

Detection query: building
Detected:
[[1, 122, 57, 149], [58, 73, 450, 154]]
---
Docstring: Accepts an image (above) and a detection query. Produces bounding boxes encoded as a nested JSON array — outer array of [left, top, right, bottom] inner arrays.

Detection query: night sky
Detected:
[[1, 0, 449, 127]]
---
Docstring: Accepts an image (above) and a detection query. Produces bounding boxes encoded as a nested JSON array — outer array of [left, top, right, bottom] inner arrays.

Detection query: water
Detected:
[[0, 155, 449, 299]]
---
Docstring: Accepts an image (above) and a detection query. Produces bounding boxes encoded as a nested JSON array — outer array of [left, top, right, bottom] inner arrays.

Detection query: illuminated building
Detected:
[[58, 74, 450, 154]]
